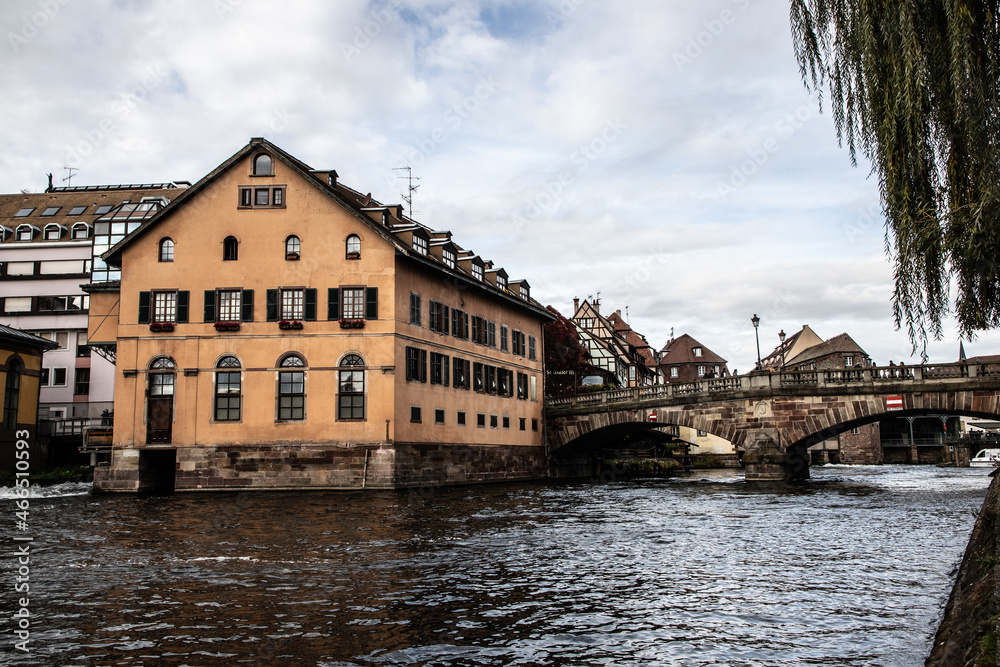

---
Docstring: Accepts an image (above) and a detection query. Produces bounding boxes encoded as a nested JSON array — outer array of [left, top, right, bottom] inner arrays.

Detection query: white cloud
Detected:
[[2, 0, 997, 370]]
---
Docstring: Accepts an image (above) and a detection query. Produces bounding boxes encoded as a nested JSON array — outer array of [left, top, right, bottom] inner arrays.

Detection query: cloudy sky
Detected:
[[2, 0, 996, 371]]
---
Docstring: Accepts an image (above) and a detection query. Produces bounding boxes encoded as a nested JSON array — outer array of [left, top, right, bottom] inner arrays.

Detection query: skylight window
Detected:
[[94, 205, 112, 215], [68, 206, 87, 215], [41, 206, 61, 216], [14, 208, 34, 217]]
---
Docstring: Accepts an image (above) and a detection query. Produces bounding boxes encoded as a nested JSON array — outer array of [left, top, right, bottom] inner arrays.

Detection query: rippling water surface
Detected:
[[0, 465, 991, 666]]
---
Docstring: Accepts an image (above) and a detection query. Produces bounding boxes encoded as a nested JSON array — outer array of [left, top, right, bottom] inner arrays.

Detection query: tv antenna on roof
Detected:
[[393, 166, 421, 219], [62, 166, 78, 187]]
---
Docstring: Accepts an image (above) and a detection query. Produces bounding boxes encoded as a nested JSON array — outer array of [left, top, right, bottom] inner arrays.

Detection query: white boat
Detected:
[[970, 448, 1000, 467]]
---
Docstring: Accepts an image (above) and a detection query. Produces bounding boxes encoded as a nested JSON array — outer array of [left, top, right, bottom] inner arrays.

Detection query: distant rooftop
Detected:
[[47, 182, 190, 193]]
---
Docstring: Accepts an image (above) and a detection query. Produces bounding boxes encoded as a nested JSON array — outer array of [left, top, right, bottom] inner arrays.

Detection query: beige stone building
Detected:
[[88, 138, 553, 492]]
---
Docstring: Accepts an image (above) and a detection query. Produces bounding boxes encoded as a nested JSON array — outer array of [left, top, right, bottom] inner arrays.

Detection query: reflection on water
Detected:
[[0, 465, 990, 666]]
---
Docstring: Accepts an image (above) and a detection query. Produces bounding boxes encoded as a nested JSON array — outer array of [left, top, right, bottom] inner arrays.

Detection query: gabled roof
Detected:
[[659, 333, 727, 365], [785, 332, 869, 367], [964, 355, 1000, 364], [761, 324, 824, 370], [100, 138, 553, 321], [606, 311, 658, 367]]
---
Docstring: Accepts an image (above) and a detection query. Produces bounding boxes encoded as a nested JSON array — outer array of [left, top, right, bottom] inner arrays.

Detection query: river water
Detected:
[[0, 465, 991, 666]]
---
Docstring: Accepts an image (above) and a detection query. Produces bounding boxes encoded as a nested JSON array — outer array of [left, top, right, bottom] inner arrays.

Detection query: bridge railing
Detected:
[[545, 361, 996, 411]]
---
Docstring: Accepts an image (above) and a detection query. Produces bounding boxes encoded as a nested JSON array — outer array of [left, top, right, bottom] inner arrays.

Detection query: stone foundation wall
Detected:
[[838, 424, 883, 464], [93, 441, 548, 492]]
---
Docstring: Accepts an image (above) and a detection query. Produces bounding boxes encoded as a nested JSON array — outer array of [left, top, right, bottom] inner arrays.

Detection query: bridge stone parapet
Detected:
[[545, 363, 1000, 482]]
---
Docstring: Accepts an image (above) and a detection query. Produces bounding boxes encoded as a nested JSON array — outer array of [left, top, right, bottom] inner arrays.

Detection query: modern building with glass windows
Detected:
[[0, 182, 188, 424], [87, 138, 553, 492]]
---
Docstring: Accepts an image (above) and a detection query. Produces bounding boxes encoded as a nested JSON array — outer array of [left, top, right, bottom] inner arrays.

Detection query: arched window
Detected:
[[285, 235, 300, 260], [337, 354, 365, 421], [277, 354, 306, 421], [3, 358, 23, 430], [346, 234, 361, 258], [214, 356, 241, 422], [223, 236, 239, 261], [253, 153, 273, 175], [159, 238, 174, 262]]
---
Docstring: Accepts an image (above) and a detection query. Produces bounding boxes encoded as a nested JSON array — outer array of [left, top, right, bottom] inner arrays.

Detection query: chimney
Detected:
[[46, 173, 53, 192], [593, 299, 600, 314], [573, 297, 579, 313]]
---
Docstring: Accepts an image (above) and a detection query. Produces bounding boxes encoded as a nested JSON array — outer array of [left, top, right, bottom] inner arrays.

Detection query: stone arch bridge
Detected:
[[545, 362, 1000, 481]]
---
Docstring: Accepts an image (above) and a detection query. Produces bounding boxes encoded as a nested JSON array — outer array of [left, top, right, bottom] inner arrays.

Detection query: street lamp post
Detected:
[[779, 329, 786, 369], [751, 314, 761, 369]]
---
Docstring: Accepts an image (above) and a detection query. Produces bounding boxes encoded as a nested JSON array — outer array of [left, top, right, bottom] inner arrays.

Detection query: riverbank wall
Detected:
[[926, 469, 999, 666]]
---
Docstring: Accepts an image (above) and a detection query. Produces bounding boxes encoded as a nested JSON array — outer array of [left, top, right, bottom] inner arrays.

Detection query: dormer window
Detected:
[[253, 153, 273, 176], [15, 225, 37, 241], [412, 234, 428, 256], [346, 234, 361, 259], [472, 264, 483, 281], [44, 224, 64, 240], [443, 248, 456, 269], [497, 275, 507, 291], [72, 223, 91, 239], [519, 284, 529, 300]]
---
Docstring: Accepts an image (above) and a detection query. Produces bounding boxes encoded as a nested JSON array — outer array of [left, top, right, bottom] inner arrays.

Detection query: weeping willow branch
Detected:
[[789, 0, 1000, 355]]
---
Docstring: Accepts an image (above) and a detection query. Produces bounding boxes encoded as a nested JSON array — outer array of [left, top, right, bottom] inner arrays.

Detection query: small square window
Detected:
[[68, 206, 87, 215], [52, 368, 67, 386], [435, 409, 445, 425], [255, 189, 269, 206], [410, 406, 422, 423], [477, 413, 486, 428], [41, 207, 61, 217], [457, 411, 466, 426]]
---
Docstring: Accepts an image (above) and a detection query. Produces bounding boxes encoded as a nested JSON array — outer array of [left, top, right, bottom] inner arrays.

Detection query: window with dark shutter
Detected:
[[365, 287, 378, 320], [241, 290, 254, 322], [328, 288, 340, 320], [304, 288, 317, 321], [266, 289, 279, 321], [204, 290, 216, 322], [138, 291, 151, 324]]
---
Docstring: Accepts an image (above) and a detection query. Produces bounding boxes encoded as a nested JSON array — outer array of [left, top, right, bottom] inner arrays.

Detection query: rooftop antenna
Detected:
[[625, 305, 629, 323], [62, 166, 78, 187], [393, 166, 421, 219]]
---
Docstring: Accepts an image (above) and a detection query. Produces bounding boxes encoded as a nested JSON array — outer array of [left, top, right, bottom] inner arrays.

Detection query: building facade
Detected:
[[0, 183, 187, 424], [89, 138, 553, 492], [658, 333, 734, 455], [764, 327, 882, 464], [0, 324, 56, 470], [570, 299, 658, 387]]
